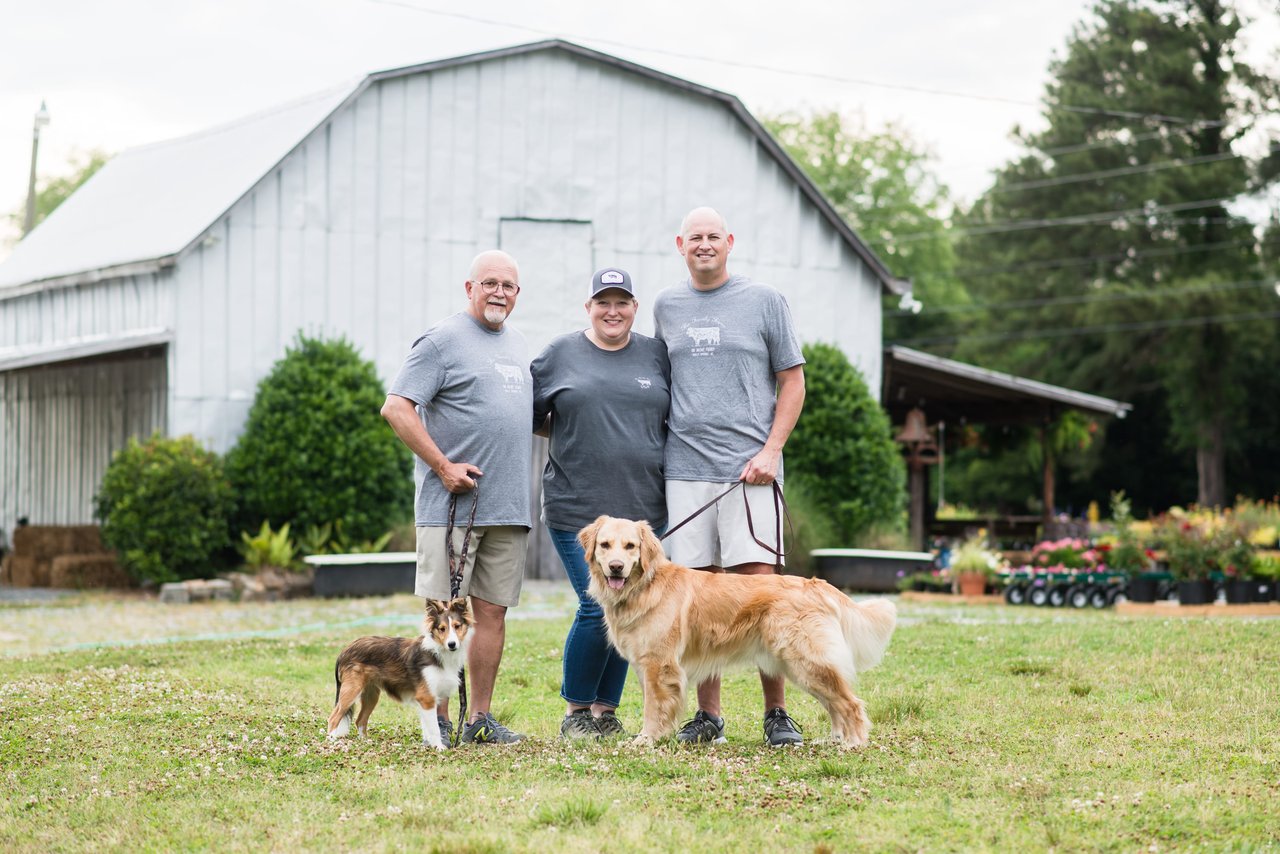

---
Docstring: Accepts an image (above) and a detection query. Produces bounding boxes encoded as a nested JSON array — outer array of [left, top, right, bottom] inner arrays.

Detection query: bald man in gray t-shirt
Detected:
[[652, 207, 807, 748]]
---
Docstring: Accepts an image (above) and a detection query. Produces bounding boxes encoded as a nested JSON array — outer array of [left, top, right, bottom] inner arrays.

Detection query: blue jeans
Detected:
[[549, 525, 632, 708]]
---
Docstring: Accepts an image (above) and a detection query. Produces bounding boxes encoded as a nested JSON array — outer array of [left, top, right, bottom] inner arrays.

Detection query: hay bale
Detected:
[[49, 554, 132, 589], [12, 525, 103, 560], [3, 555, 51, 587]]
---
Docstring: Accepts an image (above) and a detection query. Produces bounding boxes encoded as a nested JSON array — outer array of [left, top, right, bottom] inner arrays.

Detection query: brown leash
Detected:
[[659, 481, 793, 565], [445, 485, 478, 747]]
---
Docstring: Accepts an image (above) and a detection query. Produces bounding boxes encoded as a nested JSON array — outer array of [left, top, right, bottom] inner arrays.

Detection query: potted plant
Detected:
[[1105, 492, 1157, 602], [1219, 529, 1256, 605], [1159, 512, 1215, 604], [1251, 553, 1279, 602], [950, 532, 1000, 596]]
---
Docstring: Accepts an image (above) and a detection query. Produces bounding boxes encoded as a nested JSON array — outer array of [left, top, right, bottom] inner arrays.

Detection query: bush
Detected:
[[94, 433, 234, 583], [782, 479, 841, 577], [788, 342, 905, 543], [226, 335, 413, 543]]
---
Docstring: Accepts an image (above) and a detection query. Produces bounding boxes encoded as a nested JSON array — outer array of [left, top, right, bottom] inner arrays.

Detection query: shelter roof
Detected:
[[882, 345, 1132, 425]]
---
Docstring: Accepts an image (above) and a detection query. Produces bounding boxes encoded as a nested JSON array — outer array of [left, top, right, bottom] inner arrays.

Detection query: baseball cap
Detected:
[[590, 268, 634, 298]]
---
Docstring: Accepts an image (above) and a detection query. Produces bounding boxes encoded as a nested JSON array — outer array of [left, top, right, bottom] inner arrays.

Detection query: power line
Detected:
[[363, 0, 1245, 130], [894, 196, 1240, 243], [987, 149, 1259, 195], [885, 277, 1278, 317], [890, 308, 1280, 347], [951, 237, 1258, 278]]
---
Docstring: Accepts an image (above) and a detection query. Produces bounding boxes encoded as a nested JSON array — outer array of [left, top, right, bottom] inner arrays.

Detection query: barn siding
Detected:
[[0, 350, 167, 535]]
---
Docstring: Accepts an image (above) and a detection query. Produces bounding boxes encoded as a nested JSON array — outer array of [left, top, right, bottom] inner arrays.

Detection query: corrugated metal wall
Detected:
[[0, 349, 167, 537]]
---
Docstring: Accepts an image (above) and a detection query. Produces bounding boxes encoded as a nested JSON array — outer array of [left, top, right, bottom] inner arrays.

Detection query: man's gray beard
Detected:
[[484, 305, 509, 325]]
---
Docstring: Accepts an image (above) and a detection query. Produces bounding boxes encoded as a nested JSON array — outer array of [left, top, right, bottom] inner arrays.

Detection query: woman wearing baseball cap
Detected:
[[531, 268, 670, 740]]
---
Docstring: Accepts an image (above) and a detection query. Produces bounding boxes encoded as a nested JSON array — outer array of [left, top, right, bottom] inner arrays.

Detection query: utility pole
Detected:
[[23, 100, 51, 236]]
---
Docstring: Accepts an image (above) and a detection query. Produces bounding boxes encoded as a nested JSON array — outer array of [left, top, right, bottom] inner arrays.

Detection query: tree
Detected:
[[765, 111, 965, 346], [8, 149, 109, 236], [787, 342, 905, 543], [948, 0, 1280, 508], [225, 334, 413, 544]]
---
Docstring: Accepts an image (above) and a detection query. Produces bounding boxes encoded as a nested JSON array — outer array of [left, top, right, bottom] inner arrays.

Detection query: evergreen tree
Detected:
[[949, 0, 1280, 508]]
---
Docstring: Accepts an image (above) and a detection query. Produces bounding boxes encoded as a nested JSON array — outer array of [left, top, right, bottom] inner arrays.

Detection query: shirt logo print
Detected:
[[493, 361, 525, 392], [684, 321, 722, 357]]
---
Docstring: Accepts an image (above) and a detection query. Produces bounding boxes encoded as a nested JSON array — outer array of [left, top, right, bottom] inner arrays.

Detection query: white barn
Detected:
[[0, 39, 907, 557]]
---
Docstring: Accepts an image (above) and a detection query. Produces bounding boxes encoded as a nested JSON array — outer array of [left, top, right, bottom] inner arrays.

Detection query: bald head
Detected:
[[676, 207, 734, 289], [679, 206, 729, 238], [469, 249, 519, 282]]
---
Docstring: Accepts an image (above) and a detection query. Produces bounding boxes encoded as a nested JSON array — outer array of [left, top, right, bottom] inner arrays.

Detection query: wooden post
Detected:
[[1040, 423, 1055, 527]]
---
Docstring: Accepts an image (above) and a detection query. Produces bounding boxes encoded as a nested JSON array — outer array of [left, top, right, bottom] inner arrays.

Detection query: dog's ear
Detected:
[[425, 599, 446, 619], [450, 596, 473, 622], [578, 516, 608, 559], [638, 520, 665, 572]]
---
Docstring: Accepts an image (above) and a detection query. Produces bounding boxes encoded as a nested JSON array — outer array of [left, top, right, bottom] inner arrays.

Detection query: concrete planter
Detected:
[[305, 552, 416, 598], [810, 548, 935, 593]]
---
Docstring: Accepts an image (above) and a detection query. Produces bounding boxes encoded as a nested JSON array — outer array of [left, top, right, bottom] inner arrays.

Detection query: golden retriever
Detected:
[[579, 516, 896, 748]]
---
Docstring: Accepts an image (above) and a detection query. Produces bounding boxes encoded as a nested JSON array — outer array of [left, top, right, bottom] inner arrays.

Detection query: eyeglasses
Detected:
[[476, 279, 520, 296]]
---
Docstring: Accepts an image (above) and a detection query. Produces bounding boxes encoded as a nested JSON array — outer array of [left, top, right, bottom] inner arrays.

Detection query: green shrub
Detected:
[[788, 342, 905, 543], [225, 334, 413, 543], [94, 433, 234, 583]]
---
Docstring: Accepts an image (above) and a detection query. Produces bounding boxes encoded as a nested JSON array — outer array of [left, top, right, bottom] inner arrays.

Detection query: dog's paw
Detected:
[[631, 733, 657, 747]]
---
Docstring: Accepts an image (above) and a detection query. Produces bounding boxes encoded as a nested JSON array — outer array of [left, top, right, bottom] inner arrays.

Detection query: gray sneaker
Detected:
[[437, 716, 454, 747], [763, 707, 803, 747], [560, 709, 601, 740], [460, 712, 524, 745], [676, 710, 726, 744], [594, 712, 627, 739]]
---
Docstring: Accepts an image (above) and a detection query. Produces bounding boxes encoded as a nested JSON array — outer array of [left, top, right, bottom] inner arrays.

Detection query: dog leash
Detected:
[[445, 484, 479, 747], [659, 480, 794, 564]]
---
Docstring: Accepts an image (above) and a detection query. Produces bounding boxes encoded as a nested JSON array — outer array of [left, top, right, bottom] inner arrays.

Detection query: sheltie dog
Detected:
[[579, 516, 897, 749], [326, 597, 473, 750]]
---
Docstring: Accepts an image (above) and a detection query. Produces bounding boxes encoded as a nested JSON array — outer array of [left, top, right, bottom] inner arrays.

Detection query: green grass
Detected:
[[2, 592, 1278, 851]]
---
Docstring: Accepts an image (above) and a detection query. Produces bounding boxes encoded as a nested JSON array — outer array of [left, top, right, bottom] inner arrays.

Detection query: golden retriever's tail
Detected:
[[841, 597, 897, 674]]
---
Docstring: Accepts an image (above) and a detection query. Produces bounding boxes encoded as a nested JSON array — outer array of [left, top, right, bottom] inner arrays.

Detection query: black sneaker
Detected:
[[460, 712, 524, 744], [560, 709, 601, 740], [437, 716, 454, 747], [763, 707, 803, 747], [594, 712, 627, 739], [675, 710, 726, 744]]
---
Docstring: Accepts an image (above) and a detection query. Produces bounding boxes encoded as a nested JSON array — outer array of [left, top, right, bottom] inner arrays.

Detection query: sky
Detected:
[[2, 0, 1277, 259]]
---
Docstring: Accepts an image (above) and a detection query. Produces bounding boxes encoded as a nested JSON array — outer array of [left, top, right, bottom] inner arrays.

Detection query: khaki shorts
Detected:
[[415, 525, 529, 607], [664, 480, 786, 569]]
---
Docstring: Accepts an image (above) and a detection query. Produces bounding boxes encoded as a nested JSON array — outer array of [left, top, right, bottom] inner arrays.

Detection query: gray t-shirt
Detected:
[[389, 312, 532, 527], [653, 274, 805, 483], [531, 331, 671, 531]]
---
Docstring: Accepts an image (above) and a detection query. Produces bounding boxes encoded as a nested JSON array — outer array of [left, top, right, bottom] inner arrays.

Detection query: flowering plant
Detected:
[[1151, 506, 1255, 581], [950, 531, 1004, 579], [1029, 538, 1101, 573], [1100, 491, 1155, 576]]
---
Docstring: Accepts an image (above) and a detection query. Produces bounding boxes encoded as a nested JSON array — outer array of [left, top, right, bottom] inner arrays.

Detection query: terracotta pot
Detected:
[[957, 572, 987, 597]]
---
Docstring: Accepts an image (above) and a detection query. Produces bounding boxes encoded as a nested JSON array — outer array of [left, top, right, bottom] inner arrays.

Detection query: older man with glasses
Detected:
[[381, 249, 531, 745]]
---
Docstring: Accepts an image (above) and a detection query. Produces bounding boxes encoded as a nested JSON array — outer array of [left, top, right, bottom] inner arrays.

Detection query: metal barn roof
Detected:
[[0, 40, 907, 296], [0, 83, 355, 292]]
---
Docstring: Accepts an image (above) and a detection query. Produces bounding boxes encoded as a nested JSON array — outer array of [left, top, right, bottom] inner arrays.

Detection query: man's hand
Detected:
[[437, 462, 483, 493], [739, 448, 780, 486]]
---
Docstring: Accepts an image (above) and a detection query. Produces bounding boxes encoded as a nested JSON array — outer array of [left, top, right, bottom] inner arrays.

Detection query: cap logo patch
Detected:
[[600, 270, 625, 284]]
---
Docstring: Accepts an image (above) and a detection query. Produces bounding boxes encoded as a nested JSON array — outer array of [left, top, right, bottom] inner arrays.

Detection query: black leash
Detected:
[[445, 484, 479, 747], [659, 480, 793, 565]]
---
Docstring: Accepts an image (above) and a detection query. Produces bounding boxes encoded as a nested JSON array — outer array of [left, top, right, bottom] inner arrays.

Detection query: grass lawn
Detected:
[[2, 585, 1277, 852]]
